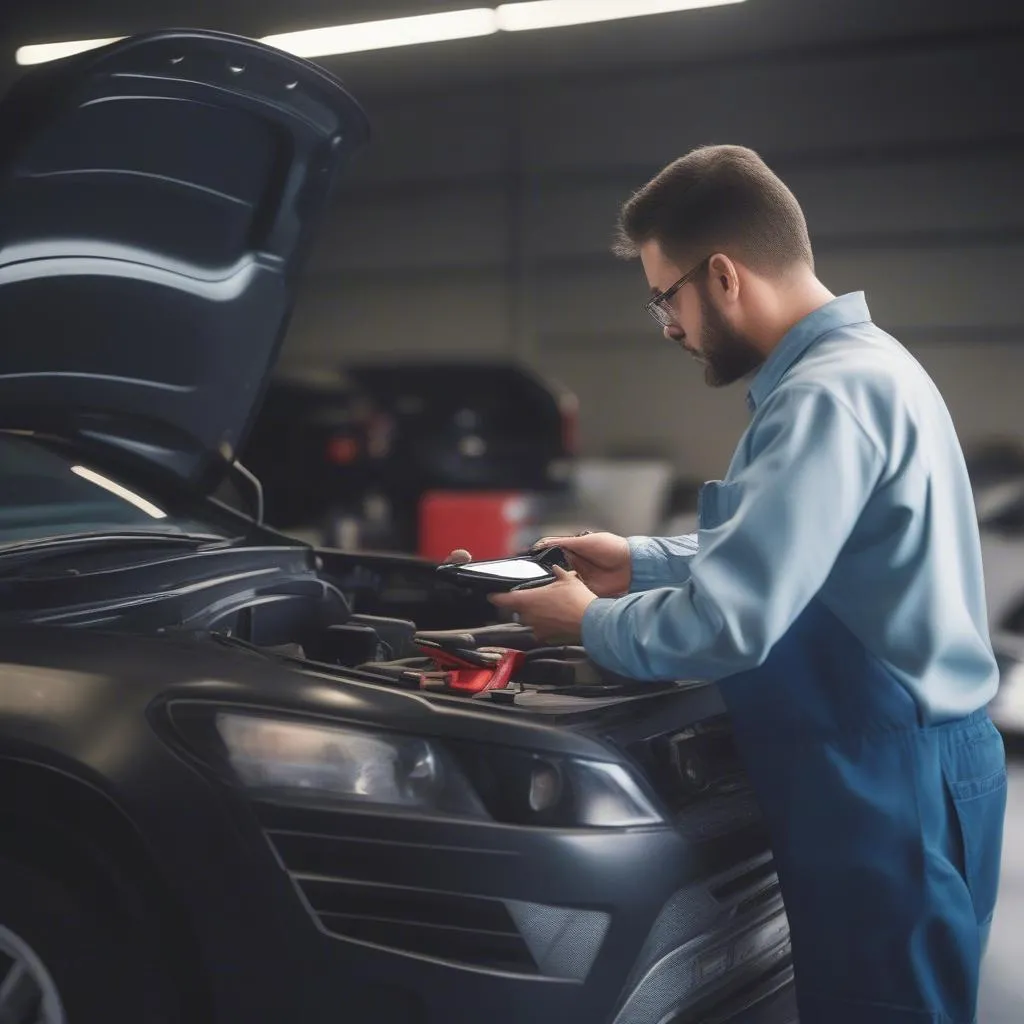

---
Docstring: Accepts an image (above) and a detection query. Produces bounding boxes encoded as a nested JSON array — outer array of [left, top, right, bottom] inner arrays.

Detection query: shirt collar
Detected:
[[746, 291, 872, 411]]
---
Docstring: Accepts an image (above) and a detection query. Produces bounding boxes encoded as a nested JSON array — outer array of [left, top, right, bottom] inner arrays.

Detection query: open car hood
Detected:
[[0, 30, 369, 491]]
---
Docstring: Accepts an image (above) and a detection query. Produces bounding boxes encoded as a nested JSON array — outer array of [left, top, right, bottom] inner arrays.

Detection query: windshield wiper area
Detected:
[[0, 531, 241, 575]]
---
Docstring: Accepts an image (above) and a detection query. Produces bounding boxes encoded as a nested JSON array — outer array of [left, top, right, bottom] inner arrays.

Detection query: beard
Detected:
[[679, 282, 765, 388]]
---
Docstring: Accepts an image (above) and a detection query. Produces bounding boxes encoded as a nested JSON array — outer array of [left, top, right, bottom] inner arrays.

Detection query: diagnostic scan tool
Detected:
[[436, 546, 570, 594]]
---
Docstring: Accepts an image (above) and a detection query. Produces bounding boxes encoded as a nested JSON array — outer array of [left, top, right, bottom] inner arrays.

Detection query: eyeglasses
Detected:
[[643, 257, 710, 329]]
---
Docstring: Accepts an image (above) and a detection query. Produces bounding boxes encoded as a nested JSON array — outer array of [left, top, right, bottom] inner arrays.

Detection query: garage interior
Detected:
[[1, 0, 1023, 1021]]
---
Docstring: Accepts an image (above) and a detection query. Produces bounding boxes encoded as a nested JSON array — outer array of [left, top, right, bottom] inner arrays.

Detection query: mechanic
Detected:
[[452, 145, 1006, 1023]]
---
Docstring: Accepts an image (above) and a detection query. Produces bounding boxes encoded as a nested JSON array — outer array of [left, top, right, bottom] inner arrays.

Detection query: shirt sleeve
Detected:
[[627, 534, 700, 593], [582, 385, 885, 681]]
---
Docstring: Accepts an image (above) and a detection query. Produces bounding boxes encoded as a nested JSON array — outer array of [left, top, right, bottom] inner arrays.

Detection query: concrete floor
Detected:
[[978, 757, 1024, 1022]]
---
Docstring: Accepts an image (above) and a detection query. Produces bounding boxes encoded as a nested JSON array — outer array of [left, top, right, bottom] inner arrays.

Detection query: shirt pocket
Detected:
[[697, 479, 741, 532], [940, 720, 1007, 929]]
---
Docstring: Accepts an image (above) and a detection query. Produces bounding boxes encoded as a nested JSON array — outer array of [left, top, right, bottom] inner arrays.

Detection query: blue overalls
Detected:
[[582, 293, 1007, 1022], [720, 603, 1005, 1022]]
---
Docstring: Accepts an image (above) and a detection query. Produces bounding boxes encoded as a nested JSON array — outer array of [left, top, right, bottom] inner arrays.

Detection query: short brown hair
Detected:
[[613, 145, 813, 275]]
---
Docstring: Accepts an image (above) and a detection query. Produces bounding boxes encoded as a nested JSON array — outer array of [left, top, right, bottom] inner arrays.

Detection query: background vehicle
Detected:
[[241, 362, 579, 551], [0, 29, 794, 1024], [958, 440, 1024, 735]]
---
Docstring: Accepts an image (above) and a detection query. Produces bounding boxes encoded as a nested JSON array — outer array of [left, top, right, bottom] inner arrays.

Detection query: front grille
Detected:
[[258, 809, 609, 979], [612, 898, 791, 1024], [612, 841, 790, 1024]]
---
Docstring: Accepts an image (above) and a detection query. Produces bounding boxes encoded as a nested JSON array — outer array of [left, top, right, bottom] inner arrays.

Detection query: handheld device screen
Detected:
[[453, 558, 550, 581]]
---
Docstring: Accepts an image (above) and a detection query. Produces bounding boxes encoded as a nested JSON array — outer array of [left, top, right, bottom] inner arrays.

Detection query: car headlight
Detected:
[[216, 712, 487, 819], [207, 711, 662, 829]]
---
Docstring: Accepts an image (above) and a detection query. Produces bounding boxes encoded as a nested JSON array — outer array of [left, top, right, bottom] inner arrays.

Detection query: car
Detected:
[[985, 585, 1024, 737], [0, 29, 795, 1024], [989, 636, 1024, 736], [956, 443, 1024, 734], [978, 486, 1024, 641], [959, 439, 1024, 633]]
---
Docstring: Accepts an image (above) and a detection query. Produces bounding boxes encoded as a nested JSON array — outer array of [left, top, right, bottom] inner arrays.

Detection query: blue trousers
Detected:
[[720, 602, 1007, 1023]]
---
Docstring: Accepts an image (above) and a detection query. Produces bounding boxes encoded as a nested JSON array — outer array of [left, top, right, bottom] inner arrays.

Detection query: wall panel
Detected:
[[280, 28, 1024, 471], [522, 150, 1024, 261], [520, 40, 1024, 171]]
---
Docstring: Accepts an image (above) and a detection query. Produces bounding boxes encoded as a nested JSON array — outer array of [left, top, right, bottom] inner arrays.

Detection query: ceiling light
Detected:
[[496, 0, 745, 32], [14, 0, 745, 67], [16, 37, 124, 66], [261, 8, 499, 59]]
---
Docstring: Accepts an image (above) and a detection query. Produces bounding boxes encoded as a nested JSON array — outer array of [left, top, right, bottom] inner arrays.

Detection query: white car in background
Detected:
[[978, 479, 1024, 628], [969, 456, 1024, 735]]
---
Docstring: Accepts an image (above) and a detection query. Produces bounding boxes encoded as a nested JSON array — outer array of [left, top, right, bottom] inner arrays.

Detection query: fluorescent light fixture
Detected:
[[261, 8, 498, 59], [15, 0, 746, 67], [71, 465, 167, 519], [16, 37, 124, 66], [496, 0, 745, 31]]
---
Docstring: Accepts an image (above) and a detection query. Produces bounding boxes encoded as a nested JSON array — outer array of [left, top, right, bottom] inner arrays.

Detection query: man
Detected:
[[454, 145, 1006, 1023]]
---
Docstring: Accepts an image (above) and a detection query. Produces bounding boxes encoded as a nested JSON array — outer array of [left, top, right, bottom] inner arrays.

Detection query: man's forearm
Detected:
[[628, 534, 700, 592]]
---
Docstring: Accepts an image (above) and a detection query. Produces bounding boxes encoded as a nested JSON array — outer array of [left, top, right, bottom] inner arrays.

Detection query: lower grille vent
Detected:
[[262, 823, 610, 978], [299, 876, 538, 973], [710, 855, 780, 913]]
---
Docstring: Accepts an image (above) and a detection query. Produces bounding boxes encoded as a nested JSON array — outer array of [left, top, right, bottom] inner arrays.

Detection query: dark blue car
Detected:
[[0, 31, 794, 1024]]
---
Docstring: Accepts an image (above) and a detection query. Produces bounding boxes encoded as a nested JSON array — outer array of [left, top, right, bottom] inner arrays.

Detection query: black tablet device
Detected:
[[436, 546, 570, 593]]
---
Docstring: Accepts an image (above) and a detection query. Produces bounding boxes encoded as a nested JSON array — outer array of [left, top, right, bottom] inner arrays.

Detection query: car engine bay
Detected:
[[0, 540, 672, 705], [0, 538, 749, 814]]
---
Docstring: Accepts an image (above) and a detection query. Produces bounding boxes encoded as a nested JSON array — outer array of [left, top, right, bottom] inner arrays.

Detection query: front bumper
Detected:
[[197, 784, 793, 1024], [119, 649, 797, 1024], [0, 621, 795, 1022]]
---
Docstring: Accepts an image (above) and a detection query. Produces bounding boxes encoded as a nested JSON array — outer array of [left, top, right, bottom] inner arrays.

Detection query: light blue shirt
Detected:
[[582, 292, 998, 722]]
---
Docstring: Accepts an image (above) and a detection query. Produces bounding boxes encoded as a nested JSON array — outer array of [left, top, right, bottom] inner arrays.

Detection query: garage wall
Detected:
[[282, 26, 1024, 479]]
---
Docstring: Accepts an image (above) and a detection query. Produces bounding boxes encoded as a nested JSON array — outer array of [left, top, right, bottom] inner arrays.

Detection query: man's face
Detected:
[[639, 240, 764, 388]]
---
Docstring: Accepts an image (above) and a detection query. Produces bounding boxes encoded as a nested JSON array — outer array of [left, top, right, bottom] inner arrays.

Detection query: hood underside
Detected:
[[0, 30, 369, 492]]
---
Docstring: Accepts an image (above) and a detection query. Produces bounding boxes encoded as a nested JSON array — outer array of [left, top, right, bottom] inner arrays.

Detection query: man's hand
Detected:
[[531, 532, 632, 597], [442, 532, 631, 598], [487, 566, 598, 643]]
